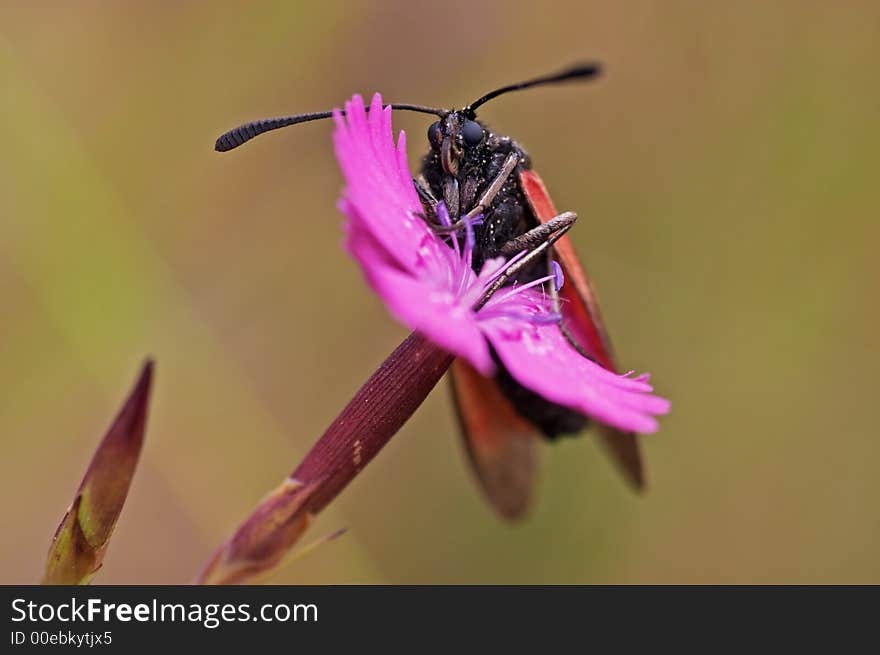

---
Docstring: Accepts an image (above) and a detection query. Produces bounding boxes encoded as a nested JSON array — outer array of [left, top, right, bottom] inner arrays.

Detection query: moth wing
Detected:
[[449, 358, 540, 520], [519, 168, 645, 490]]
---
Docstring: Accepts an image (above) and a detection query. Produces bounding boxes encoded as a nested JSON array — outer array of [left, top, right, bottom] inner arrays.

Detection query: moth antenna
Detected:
[[215, 103, 447, 152], [464, 62, 602, 116]]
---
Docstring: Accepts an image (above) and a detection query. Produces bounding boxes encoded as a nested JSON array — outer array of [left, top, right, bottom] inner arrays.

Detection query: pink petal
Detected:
[[480, 293, 670, 434], [332, 94, 434, 275], [346, 221, 495, 376]]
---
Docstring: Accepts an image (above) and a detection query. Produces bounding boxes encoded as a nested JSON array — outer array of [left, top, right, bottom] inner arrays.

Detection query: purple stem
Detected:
[[293, 331, 454, 513]]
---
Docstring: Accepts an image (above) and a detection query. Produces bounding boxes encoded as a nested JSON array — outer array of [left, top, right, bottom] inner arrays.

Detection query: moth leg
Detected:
[[444, 176, 460, 219], [473, 221, 574, 309], [463, 151, 519, 221], [414, 149, 522, 236], [498, 211, 577, 255], [413, 176, 479, 236], [413, 176, 460, 234], [422, 151, 521, 236], [413, 175, 438, 208]]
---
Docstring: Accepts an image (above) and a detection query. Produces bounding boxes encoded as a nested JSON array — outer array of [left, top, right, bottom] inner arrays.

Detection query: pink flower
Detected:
[[333, 93, 669, 434], [196, 93, 671, 584]]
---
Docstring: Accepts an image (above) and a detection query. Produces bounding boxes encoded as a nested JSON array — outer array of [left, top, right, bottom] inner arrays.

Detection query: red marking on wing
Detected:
[[449, 359, 538, 520], [519, 168, 645, 490], [519, 169, 616, 368]]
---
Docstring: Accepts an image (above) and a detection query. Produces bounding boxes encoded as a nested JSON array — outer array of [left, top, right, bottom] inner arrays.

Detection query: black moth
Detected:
[[214, 64, 605, 439]]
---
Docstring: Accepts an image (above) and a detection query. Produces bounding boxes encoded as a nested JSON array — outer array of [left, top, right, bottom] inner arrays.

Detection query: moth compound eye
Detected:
[[428, 121, 443, 148], [461, 120, 484, 147]]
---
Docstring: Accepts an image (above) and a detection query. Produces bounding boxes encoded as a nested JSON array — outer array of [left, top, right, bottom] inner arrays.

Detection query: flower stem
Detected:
[[293, 331, 454, 512], [194, 331, 453, 584]]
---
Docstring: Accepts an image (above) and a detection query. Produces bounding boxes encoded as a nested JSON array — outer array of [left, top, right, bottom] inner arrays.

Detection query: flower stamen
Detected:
[[492, 273, 559, 304]]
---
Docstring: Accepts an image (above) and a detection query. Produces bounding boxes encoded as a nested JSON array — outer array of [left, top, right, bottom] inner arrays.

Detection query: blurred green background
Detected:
[[1, 1, 878, 584]]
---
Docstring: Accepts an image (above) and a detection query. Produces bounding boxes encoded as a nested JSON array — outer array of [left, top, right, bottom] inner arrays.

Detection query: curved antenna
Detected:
[[464, 62, 602, 116], [215, 103, 446, 152]]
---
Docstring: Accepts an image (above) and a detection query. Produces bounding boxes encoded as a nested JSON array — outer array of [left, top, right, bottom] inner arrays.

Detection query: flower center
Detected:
[[430, 202, 565, 328]]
